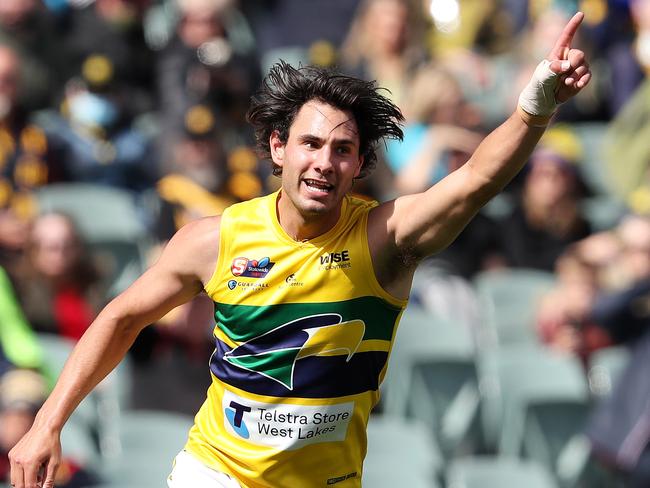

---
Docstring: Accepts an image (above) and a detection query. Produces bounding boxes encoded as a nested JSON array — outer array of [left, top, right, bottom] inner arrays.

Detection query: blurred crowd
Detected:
[[0, 0, 650, 486]]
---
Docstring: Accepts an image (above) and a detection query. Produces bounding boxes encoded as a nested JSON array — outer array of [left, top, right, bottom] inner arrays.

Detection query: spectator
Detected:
[[443, 5, 603, 127], [497, 125, 593, 271], [536, 234, 618, 361], [0, 266, 45, 377], [613, 213, 650, 288], [585, 216, 650, 486], [0, 44, 66, 269], [156, 0, 260, 139], [13, 212, 106, 341], [385, 63, 483, 196], [0, 369, 47, 481], [155, 103, 238, 241], [602, 0, 648, 116], [60, 0, 157, 116], [384, 67, 494, 326], [0, 0, 67, 110], [242, 0, 360, 72], [604, 74, 650, 204], [0, 265, 49, 481], [340, 0, 428, 108], [536, 214, 650, 360], [38, 54, 156, 191], [0, 366, 98, 487], [152, 104, 243, 363]]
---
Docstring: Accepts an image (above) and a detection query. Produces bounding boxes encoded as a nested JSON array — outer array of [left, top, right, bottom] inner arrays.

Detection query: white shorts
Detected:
[[167, 450, 242, 488]]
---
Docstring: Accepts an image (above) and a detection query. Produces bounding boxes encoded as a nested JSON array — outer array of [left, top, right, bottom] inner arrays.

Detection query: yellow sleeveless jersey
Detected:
[[185, 191, 408, 487]]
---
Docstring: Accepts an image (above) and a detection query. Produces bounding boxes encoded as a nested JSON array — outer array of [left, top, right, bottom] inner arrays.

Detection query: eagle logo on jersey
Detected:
[[223, 314, 365, 390]]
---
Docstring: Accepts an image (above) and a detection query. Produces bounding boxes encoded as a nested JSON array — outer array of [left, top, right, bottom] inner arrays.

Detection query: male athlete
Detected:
[[9, 12, 590, 488]]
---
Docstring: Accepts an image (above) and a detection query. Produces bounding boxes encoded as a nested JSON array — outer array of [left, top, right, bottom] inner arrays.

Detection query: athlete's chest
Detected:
[[219, 241, 362, 304]]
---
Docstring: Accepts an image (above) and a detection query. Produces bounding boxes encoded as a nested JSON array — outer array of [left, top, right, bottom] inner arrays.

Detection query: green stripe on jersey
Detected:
[[214, 296, 401, 342]]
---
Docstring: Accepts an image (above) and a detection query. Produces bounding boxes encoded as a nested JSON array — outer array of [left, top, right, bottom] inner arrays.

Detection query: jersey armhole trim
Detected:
[[360, 210, 408, 309], [204, 211, 230, 296]]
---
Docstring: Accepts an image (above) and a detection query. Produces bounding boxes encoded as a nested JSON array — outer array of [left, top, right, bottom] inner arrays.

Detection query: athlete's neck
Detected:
[[276, 191, 342, 242]]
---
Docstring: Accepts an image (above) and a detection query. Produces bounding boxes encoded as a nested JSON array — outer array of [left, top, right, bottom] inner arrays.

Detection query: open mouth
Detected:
[[303, 179, 334, 194]]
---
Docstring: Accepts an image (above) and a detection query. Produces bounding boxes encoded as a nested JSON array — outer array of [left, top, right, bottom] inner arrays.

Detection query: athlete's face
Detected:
[[271, 101, 363, 220]]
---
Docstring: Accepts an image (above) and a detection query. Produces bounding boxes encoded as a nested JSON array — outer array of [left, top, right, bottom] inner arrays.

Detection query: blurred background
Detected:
[[0, 0, 649, 486]]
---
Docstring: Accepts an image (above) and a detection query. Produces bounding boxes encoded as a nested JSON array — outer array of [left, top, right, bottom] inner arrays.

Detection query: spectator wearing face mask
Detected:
[[38, 54, 157, 192], [60, 0, 156, 116]]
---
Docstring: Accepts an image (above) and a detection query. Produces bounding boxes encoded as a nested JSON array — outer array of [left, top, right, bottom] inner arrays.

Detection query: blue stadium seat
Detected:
[[364, 414, 442, 487], [381, 305, 481, 457], [474, 268, 556, 347], [99, 410, 193, 487], [477, 344, 591, 485]]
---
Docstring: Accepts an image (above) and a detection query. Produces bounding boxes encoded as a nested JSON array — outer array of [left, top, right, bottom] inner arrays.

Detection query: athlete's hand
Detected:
[[547, 11, 591, 102], [9, 422, 61, 488], [517, 12, 591, 125]]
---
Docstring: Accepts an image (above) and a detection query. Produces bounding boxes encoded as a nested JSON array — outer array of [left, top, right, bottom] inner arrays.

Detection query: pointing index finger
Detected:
[[548, 11, 584, 60]]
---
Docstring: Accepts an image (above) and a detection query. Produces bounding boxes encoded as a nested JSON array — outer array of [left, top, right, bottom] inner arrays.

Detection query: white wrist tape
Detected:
[[517, 59, 560, 118]]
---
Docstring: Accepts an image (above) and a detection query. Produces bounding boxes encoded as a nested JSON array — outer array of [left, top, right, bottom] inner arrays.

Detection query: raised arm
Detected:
[[9, 216, 221, 488], [370, 12, 591, 293]]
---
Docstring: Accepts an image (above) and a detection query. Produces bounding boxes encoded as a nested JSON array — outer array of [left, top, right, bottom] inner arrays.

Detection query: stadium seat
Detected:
[[36, 333, 133, 458], [362, 469, 440, 488], [474, 268, 556, 347], [380, 305, 482, 457], [37, 331, 132, 406], [36, 333, 98, 431], [382, 305, 475, 413], [389, 303, 481, 456], [364, 414, 442, 487], [35, 183, 146, 241], [100, 410, 193, 487], [60, 416, 102, 473], [581, 195, 626, 232], [477, 344, 591, 484], [446, 457, 559, 488]]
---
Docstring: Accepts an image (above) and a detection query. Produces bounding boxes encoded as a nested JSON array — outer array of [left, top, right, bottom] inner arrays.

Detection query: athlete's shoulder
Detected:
[[173, 214, 222, 242], [163, 215, 222, 275], [222, 193, 277, 230]]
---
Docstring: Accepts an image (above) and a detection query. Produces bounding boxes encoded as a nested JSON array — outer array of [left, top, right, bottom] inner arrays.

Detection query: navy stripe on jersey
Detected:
[[210, 338, 388, 398]]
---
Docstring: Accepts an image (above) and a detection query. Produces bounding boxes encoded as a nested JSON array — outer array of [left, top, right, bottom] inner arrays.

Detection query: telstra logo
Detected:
[[225, 401, 252, 439]]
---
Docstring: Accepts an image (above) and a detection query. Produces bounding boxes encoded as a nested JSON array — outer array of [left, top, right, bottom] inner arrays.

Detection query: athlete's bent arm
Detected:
[[9, 216, 221, 488], [370, 12, 591, 291]]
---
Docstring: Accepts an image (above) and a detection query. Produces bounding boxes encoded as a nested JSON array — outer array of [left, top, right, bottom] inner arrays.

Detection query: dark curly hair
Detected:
[[246, 61, 404, 178]]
